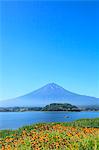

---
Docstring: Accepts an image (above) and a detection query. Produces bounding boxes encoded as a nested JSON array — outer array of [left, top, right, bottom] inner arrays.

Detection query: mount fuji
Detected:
[[0, 83, 99, 107]]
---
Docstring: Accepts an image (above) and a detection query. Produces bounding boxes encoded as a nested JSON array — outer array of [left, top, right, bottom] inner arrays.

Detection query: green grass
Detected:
[[61, 118, 99, 128]]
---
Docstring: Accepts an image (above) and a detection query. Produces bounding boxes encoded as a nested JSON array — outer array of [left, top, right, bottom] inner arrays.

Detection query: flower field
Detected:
[[0, 118, 99, 150]]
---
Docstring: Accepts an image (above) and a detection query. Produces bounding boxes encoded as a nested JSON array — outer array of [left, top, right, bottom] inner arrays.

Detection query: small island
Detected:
[[42, 103, 80, 111]]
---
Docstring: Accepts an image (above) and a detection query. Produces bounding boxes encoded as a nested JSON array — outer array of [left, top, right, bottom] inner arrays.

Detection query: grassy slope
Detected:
[[0, 118, 99, 150]]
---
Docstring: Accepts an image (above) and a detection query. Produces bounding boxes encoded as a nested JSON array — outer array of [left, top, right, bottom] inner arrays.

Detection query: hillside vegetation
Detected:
[[0, 118, 99, 150], [42, 103, 80, 111]]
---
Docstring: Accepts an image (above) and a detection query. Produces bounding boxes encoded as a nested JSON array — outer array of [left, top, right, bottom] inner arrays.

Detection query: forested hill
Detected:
[[42, 103, 80, 111]]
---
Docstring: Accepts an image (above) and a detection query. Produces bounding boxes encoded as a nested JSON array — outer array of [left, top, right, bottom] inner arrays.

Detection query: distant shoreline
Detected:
[[0, 109, 99, 112], [0, 103, 99, 112]]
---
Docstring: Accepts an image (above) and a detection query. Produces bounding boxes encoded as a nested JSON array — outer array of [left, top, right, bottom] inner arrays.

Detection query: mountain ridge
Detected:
[[0, 83, 99, 107]]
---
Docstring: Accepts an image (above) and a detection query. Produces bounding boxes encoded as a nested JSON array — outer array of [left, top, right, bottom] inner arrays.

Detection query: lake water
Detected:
[[0, 111, 99, 130]]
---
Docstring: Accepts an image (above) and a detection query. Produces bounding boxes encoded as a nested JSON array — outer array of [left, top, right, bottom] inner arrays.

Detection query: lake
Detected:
[[0, 111, 99, 130]]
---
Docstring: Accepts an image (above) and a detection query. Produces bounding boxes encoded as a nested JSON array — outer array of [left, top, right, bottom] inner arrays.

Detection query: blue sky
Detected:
[[0, 0, 99, 100]]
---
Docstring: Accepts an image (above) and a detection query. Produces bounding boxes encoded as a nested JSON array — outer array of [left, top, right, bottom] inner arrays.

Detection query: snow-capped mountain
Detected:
[[0, 83, 99, 107]]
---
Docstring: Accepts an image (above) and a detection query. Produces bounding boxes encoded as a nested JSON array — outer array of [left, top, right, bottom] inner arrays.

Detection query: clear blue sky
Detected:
[[0, 0, 99, 100]]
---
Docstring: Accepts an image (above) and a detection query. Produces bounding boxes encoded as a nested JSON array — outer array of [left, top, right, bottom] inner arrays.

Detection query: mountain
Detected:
[[0, 83, 99, 107]]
